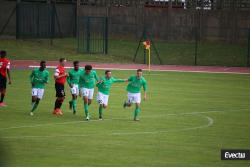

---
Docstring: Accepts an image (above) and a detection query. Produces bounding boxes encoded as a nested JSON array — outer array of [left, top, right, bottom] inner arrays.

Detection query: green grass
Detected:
[[0, 38, 248, 66], [0, 69, 250, 167]]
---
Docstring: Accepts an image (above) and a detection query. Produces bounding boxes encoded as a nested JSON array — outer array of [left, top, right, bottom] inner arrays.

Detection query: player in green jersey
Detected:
[[96, 70, 126, 120], [123, 69, 147, 121], [67, 61, 83, 114], [79, 65, 99, 120], [29, 61, 49, 116]]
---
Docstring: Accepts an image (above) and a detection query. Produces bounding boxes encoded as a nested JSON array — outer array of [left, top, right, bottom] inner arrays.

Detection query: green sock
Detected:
[[99, 105, 103, 118], [31, 102, 39, 112], [84, 103, 89, 117], [72, 99, 77, 112], [134, 107, 141, 119]]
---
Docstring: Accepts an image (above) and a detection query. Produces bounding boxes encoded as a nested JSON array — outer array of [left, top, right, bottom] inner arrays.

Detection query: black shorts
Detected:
[[55, 83, 65, 97], [0, 74, 7, 89]]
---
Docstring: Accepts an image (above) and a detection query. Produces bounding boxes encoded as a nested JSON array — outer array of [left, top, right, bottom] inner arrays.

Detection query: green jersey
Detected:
[[67, 68, 83, 85], [97, 76, 125, 95], [127, 75, 147, 93], [79, 70, 99, 89], [29, 68, 49, 89]]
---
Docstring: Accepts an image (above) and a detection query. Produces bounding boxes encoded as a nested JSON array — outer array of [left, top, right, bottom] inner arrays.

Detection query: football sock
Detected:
[[72, 99, 77, 112], [31, 101, 39, 112], [0, 94, 5, 103], [134, 107, 141, 119], [84, 103, 89, 117], [54, 99, 62, 109], [99, 105, 103, 118]]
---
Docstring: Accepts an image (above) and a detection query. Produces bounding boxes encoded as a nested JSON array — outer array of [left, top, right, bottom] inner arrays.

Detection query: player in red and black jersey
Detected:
[[53, 58, 68, 115], [0, 51, 11, 107]]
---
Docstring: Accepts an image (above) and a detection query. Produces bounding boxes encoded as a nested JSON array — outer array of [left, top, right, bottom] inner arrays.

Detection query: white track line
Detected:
[[28, 65, 250, 75]]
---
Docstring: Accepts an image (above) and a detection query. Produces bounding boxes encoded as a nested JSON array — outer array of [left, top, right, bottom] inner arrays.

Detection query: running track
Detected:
[[12, 60, 250, 74]]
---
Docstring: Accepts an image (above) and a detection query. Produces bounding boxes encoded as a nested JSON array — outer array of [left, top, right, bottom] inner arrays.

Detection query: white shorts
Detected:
[[127, 92, 141, 104], [80, 88, 94, 99], [32, 88, 45, 99], [96, 92, 109, 106], [70, 84, 79, 95]]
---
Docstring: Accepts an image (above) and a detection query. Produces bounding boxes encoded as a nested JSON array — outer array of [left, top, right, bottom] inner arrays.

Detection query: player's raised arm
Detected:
[[54, 68, 68, 80], [113, 78, 127, 83]]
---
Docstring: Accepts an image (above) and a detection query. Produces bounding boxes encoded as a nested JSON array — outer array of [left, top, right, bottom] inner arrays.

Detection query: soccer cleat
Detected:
[[69, 101, 72, 110], [57, 109, 63, 115], [134, 118, 140, 121], [86, 116, 89, 121], [99, 116, 103, 120], [0, 102, 7, 107], [73, 110, 76, 115], [123, 101, 127, 108], [52, 109, 58, 115], [30, 112, 34, 116]]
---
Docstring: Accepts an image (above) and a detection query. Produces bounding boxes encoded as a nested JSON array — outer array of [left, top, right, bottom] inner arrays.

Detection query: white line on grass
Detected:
[[1, 108, 247, 139], [0, 115, 213, 139], [0, 108, 247, 132]]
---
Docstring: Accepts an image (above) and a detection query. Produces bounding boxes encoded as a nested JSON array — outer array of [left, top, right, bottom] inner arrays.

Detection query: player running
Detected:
[[53, 58, 68, 115], [79, 65, 99, 120], [0, 51, 11, 107], [96, 70, 126, 120], [29, 61, 49, 116], [123, 69, 148, 121], [67, 61, 83, 114]]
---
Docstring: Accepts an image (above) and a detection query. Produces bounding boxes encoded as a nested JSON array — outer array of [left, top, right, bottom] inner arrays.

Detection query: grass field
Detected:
[[0, 69, 250, 167], [0, 38, 248, 66]]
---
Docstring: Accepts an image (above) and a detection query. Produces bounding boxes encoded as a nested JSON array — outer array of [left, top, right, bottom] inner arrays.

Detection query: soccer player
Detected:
[[53, 58, 68, 115], [123, 69, 148, 121], [96, 70, 126, 120], [79, 65, 99, 120], [29, 61, 49, 116], [67, 61, 83, 114], [0, 50, 11, 107]]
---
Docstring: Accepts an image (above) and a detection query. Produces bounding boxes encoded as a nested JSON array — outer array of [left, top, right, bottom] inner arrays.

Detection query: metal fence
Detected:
[[16, 2, 55, 39], [77, 16, 108, 54]]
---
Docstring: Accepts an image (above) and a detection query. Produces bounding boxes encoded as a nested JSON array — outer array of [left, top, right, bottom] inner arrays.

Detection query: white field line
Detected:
[[28, 65, 250, 75], [0, 115, 213, 139], [0, 108, 247, 132]]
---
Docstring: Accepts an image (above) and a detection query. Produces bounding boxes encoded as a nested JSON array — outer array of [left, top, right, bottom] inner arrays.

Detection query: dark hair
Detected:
[[0, 50, 6, 57], [137, 69, 143, 72], [105, 70, 111, 74], [40, 60, 46, 66], [85, 65, 92, 70], [59, 58, 66, 62], [73, 61, 79, 66]]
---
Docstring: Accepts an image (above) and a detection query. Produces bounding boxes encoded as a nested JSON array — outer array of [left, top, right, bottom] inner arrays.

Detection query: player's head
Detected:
[[136, 69, 143, 78], [40, 60, 46, 70], [59, 58, 66, 67], [85, 65, 92, 74], [73, 61, 79, 70], [0, 50, 7, 58], [105, 70, 112, 79]]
